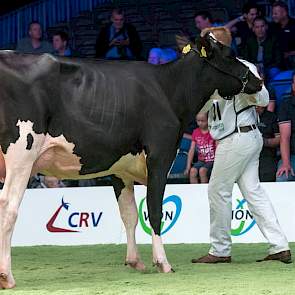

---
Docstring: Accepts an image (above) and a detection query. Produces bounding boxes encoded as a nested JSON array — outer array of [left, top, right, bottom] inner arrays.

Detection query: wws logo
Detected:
[[138, 195, 182, 235], [46, 197, 103, 233], [231, 199, 256, 236]]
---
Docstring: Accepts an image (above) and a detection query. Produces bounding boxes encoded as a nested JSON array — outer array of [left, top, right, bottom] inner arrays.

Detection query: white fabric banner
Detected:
[[12, 183, 295, 246]]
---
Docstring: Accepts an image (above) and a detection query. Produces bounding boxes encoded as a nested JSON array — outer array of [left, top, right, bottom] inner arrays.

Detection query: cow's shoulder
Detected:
[[0, 51, 59, 82]]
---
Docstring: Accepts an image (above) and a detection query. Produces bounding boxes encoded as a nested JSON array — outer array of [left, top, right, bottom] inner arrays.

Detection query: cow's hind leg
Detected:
[[112, 176, 145, 271]]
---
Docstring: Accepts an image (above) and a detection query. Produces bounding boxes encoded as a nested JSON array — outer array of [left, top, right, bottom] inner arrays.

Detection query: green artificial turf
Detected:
[[5, 243, 295, 295]]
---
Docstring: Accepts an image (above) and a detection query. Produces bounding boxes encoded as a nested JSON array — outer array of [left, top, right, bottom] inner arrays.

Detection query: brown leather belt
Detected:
[[234, 124, 257, 133]]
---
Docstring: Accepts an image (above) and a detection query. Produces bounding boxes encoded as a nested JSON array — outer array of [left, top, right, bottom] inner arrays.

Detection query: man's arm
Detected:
[[277, 122, 294, 177], [224, 15, 244, 30], [263, 134, 280, 148], [184, 141, 196, 175]]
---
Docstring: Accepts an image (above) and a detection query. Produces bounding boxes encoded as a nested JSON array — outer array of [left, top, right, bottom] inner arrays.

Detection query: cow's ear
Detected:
[[176, 35, 193, 54], [195, 34, 212, 59]]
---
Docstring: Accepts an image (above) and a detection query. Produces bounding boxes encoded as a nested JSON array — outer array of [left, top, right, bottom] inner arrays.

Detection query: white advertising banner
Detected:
[[12, 183, 295, 246]]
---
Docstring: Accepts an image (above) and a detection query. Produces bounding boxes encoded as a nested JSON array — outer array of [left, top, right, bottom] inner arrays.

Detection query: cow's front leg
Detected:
[[112, 176, 145, 271], [147, 152, 176, 273], [0, 166, 32, 289], [0, 121, 44, 289]]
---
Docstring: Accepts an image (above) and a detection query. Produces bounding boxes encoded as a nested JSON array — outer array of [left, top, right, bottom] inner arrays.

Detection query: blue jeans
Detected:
[[276, 154, 295, 181]]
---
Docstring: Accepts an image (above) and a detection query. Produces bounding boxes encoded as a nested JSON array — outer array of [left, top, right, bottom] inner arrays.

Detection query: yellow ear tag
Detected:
[[200, 46, 207, 58], [182, 44, 191, 55]]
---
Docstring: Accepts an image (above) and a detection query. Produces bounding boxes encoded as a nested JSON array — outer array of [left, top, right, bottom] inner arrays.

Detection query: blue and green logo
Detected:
[[231, 199, 256, 236], [138, 195, 182, 235]]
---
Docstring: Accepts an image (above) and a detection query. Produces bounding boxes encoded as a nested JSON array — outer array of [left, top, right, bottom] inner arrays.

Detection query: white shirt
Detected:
[[207, 59, 269, 140]]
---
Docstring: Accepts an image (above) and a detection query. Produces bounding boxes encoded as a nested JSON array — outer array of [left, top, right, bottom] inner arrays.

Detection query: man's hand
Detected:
[[284, 51, 295, 58], [276, 162, 295, 178], [239, 14, 246, 21], [110, 39, 130, 47], [117, 39, 130, 46], [184, 168, 190, 176]]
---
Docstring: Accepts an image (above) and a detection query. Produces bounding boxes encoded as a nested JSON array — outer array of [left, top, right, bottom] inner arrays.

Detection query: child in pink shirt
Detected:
[[185, 112, 216, 183]]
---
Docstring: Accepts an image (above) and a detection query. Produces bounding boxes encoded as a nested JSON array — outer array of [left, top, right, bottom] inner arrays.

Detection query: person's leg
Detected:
[[190, 161, 204, 184], [208, 133, 256, 257], [189, 167, 199, 184], [199, 167, 208, 183], [259, 157, 277, 182], [237, 136, 289, 256]]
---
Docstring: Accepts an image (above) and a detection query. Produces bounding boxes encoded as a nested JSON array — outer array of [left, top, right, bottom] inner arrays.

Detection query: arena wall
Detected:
[[12, 183, 295, 246]]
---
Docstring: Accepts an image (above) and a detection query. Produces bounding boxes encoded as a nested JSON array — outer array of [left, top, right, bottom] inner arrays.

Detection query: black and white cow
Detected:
[[0, 33, 262, 288]]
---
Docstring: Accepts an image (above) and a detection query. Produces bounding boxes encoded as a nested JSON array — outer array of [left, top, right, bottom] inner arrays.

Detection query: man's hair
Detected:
[[194, 11, 213, 22], [112, 8, 124, 16], [272, 1, 289, 13], [242, 3, 260, 14], [253, 16, 267, 26], [53, 31, 69, 42], [28, 21, 41, 31], [201, 27, 232, 47]]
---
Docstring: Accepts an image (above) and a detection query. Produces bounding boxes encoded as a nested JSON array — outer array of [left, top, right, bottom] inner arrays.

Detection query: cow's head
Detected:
[[177, 30, 263, 98]]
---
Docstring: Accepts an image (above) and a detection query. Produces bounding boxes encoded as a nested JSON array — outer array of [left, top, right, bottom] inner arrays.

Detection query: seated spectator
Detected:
[[194, 11, 215, 32], [53, 31, 77, 57], [256, 106, 280, 181], [194, 12, 239, 53], [276, 72, 295, 181], [271, 1, 295, 69], [242, 17, 283, 82], [184, 112, 216, 184], [148, 47, 178, 64], [29, 175, 65, 188], [225, 2, 259, 55], [95, 8, 142, 60], [16, 21, 53, 54]]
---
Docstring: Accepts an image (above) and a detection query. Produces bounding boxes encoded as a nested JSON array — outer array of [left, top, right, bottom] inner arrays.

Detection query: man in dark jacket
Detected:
[[242, 16, 283, 82], [95, 8, 142, 60], [271, 1, 295, 69], [256, 106, 280, 182]]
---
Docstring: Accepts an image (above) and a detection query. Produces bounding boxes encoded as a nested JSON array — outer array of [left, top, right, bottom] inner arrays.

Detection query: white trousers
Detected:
[[208, 129, 289, 257]]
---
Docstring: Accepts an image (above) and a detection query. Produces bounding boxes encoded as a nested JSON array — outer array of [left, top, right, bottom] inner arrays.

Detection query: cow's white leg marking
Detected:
[[152, 231, 173, 273], [117, 182, 145, 271], [0, 121, 44, 289]]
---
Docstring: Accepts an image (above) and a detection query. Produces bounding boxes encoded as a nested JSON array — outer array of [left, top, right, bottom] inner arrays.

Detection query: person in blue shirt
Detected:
[[53, 31, 76, 57]]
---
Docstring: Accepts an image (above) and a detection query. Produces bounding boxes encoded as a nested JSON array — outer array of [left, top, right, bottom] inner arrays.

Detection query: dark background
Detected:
[[0, 0, 35, 15]]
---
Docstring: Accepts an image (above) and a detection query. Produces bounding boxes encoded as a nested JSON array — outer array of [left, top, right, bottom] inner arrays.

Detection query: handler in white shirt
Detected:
[[192, 27, 291, 264]]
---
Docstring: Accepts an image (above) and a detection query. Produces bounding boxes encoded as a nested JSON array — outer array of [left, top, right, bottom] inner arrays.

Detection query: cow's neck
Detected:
[[158, 55, 212, 129]]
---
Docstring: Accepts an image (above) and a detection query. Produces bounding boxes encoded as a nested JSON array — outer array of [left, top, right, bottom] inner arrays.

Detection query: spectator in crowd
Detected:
[[256, 106, 280, 181], [194, 11, 239, 53], [271, 1, 295, 69], [16, 21, 53, 54], [28, 175, 65, 188], [194, 11, 214, 32], [276, 72, 295, 181], [148, 47, 178, 64], [184, 112, 216, 184], [225, 3, 259, 55], [53, 31, 77, 57], [242, 17, 282, 82], [95, 8, 142, 60]]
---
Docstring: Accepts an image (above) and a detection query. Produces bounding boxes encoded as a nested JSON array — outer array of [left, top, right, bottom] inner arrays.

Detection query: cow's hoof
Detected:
[[125, 260, 146, 271], [0, 273, 16, 289], [153, 262, 175, 273]]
